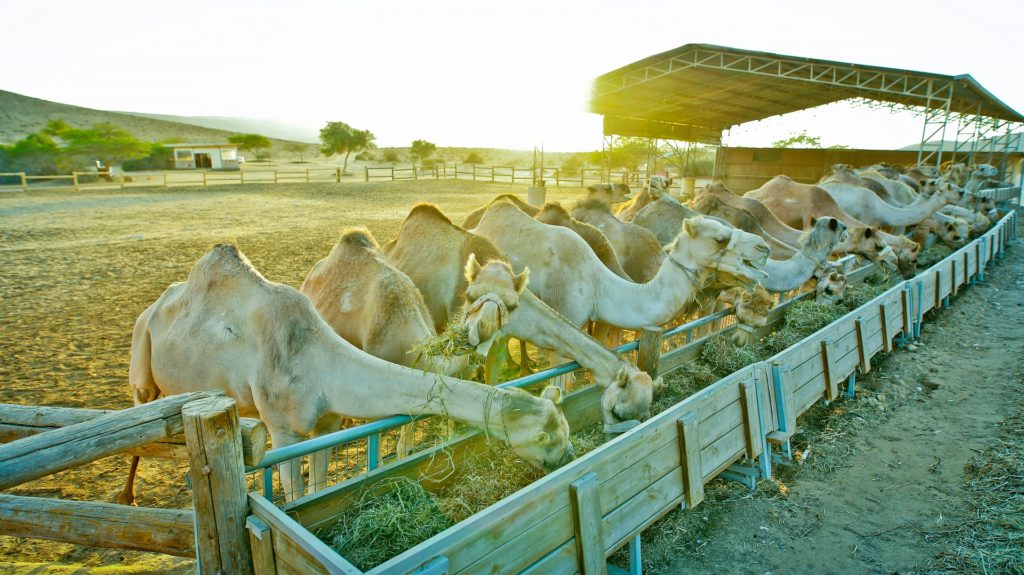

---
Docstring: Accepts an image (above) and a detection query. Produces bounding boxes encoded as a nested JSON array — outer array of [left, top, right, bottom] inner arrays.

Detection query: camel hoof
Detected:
[[116, 492, 137, 507]]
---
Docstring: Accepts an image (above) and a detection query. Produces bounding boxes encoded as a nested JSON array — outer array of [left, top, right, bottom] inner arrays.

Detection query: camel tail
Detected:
[[128, 305, 160, 406]]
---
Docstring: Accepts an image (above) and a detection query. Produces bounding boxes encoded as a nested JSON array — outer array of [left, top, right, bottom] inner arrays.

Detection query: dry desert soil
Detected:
[[0, 181, 1020, 574]]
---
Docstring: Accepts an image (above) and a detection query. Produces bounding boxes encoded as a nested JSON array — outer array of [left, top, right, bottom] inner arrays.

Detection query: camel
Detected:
[[616, 176, 673, 221], [760, 217, 847, 294], [809, 261, 849, 305], [867, 163, 922, 193], [821, 164, 896, 204], [695, 183, 895, 266], [472, 200, 770, 332], [120, 244, 572, 504], [462, 194, 537, 230], [301, 228, 484, 375], [745, 176, 919, 276], [583, 182, 632, 206], [817, 176, 962, 229], [857, 169, 918, 205], [940, 204, 991, 236], [533, 203, 630, 279], [691, 192, 798, 258], [571, 198, 662, 282], [911, 213, 969, 249], [715, 286, 773, 346], [386, 203, 660, 425]]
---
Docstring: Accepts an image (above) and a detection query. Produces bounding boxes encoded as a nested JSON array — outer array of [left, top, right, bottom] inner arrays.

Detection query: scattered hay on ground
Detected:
[[316, 478, 453, 571], [934, 411, 1024, 574]]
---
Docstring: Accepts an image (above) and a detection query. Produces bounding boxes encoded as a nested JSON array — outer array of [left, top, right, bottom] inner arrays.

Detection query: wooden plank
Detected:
[[0, 494, 194, 557], [699, 426, 747, 482], [739, 380, 762, 459], [879, 304, 892, 353], [183, 396, 253, 575], [247, 515, 279, 575], [678, 414, 703, 508], [636, 327, 663, 378], [821, 338, 838, 401], [901, 287, 912, 337], [250, 494, 359, 575], [0, 403, 266, 466], [0, 391, 210, 489], [854, 318, 871, 374], [570, 473, 606, 575]]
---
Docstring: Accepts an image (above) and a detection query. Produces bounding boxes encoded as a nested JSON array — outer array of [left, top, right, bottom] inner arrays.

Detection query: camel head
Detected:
[[601, 363, 663, 426], [804, 216, 849, 251], [501, 386, 574, 471], [935, 180, 966, 205], [944, 163, 968, 186], [669, 217, 769, 291], [721, 286, 773, 328], [934, 216, 969, 247], [812, 261, 849, 305], [970, 164, 999, 179], [586, 183, 631, 204], [845, 226, 901, 273], [644, 175, 673, 197], [463, 255, 528, 349]]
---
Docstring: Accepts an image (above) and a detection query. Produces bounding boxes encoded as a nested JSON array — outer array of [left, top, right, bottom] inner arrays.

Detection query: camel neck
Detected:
[[875, 193, 946, 227], [593, 252, 698, 328], [504, 290, 619, 380], [762, 246, 823, 292]]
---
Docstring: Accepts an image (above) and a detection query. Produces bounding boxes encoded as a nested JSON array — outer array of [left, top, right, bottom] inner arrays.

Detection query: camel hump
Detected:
[[573, 197, 611, 213], [538, 202, 570, 217], [338, 227, 380, 250], [407, 202, 454, 225], [191, 243, 264, 285]]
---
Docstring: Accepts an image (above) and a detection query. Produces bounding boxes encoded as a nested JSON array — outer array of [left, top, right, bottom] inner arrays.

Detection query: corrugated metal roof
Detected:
[[590, 43, 1024, 144]]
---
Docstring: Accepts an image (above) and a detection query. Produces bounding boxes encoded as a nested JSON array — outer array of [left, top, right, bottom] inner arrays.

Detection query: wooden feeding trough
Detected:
[[237, 211, 1016, 574]]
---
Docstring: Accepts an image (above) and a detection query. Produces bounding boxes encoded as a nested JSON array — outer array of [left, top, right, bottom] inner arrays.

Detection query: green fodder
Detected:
[[413, 320, 475, 360], [316, 478, 453, 571], [935, 412, 1024, 574], [653, 361, 720, 412], [916, 243, 954, 268], [760, 300, 845, 356], [434, 443, 545, 523], [699, 333, 765, 378], [839, 270, 898, 312]]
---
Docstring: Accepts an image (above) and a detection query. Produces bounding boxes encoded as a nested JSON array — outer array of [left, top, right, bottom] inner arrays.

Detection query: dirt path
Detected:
[[653, 227, 1024, 575]]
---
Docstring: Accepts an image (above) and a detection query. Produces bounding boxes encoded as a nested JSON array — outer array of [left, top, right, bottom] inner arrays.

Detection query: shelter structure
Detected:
[[589, 43, 1024, 185], [166, 143, 241, 170]]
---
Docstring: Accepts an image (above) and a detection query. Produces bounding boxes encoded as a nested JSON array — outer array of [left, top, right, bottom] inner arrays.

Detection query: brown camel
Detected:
[[571, 198, 662, 282]]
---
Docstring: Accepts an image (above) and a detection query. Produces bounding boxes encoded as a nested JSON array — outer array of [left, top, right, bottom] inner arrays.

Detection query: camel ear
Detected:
[[464, 253, 482, 282], [541, 386, 562, 405], [513, 267, 530, 293], [946, 223, 955, 231], [683, 218, 698, 238], [652, 376, 665, 393], [864, 227, 874, 238], [533, 431, 551, 444], [829, 218, 839, 231], [585, 185, 596, 194], [810, 216, 818, 226], [614, 365, 629, 388]]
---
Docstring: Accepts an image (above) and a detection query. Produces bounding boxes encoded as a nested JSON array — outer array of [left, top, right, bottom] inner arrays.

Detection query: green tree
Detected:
[[409, 140, 437, 165], [381, 149, 399, 163], [560, 153, 584, 176], [283, 141, 312, 163], [0, 132, 62, 174], [319, 121, 375, 172], [463, 151, 484, 164], [54, 122, 150, 169], [771, 130, 822, 149], [228, 133, 273, 162]]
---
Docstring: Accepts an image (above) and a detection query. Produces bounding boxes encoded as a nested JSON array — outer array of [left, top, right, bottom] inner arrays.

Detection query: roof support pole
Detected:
[[951, 103, 984, 166], [916, 80, 953, 169]]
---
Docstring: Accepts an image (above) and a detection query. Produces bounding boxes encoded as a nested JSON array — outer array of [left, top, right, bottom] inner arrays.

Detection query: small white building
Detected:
[[166, 143, 241, 170]]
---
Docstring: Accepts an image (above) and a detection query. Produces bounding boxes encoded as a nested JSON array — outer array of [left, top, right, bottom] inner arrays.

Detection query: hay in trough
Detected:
[[413, 320, 476, 360], [839, 270, 898, 312], [760, 300, 845, 356], [434, 442, 545, 523], [316, 478, 453, 571], [699, 333, 765, 378], [916, 243, 954, 268]]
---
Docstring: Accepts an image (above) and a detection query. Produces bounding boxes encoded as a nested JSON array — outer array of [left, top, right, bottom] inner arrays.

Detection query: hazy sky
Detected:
[[5, 0, 1023, 150]]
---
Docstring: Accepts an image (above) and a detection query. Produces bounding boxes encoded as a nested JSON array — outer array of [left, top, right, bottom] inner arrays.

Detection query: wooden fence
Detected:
[[240, 211, 1017, 574]]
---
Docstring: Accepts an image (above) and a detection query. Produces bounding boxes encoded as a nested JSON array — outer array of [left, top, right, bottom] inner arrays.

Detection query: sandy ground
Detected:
[[0, 183, 1020, 573]]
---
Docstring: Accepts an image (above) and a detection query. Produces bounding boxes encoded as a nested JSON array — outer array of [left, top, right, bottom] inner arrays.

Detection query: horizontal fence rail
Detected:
[[244, 209, 1017, 574]]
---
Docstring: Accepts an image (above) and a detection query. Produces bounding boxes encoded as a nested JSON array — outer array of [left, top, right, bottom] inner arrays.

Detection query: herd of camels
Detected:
[[118, 161, 1002, 503]]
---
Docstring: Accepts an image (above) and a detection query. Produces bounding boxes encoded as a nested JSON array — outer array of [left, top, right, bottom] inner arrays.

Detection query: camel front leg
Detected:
[[483, 334, 512, 385], [268, 428, 307, 502], [309, 415, 343, 494]]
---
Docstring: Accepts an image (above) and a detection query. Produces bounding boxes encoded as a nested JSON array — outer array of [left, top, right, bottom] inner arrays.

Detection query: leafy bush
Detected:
[[463, 152, 483, 164], [382, 150, 400, 163], [122, 143, 173, 171]]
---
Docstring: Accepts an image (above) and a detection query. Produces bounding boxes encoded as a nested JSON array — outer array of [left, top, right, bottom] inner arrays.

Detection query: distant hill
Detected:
[[0, 90, 302, 151], [117, 112, 320, 143]]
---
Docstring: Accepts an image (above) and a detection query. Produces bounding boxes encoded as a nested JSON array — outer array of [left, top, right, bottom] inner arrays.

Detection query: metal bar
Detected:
[[847, 372, 856, 399], [770, 364, 789, 434]]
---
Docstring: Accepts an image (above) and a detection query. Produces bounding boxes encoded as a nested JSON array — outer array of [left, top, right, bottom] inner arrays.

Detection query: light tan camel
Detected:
[[386, 204, 660, 425], [745, 176, 920, 277], [695, 183, 893, 265], [533, 202, 630, 280], [629, 195, 727, 248], [462, 194, 537, 230], [691, 192, 798, 258], [616, 176, 673, 221], [817, 177, 961, 229], [121, 244, 572, 504], [474, 200, 770, 331], [760, 217, 847, 294], [584, 182, 632, 206], [857, 169, 918, 205], [821, 163, 897, 204], [571, 198, 663, 282], [911, 213, 969, 249], [716, 286, 774, 345], [301, 228, 480, 375], [940, 204, 991, 236]]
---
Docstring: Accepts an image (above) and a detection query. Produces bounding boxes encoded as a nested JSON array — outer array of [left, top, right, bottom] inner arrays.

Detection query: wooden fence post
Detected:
[[182, 396, 253, 575], [636, 327, 663, 378], [20, 172, 27, 192], [337, 167, 341, 183], [364, 167, 369, 182], [305, 169, 310, 183], [72, 172, 79, 192], [569, 473, 605, 575], [273, 170, 278, 185], [163, 171, 169, 188], [202, 171, 208, 187]]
